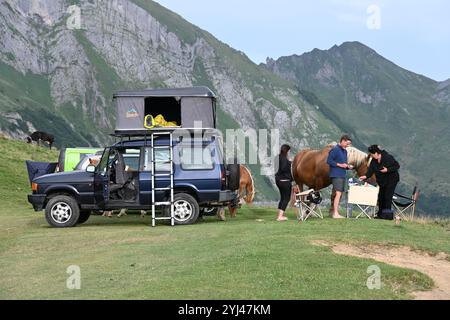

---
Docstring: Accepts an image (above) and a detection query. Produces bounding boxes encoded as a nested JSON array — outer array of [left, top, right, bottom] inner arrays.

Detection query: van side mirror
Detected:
[[86, 165, 96, 173]]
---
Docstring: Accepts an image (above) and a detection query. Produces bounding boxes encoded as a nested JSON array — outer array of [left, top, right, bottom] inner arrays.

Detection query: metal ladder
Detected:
[[151, 131, 175, 227]]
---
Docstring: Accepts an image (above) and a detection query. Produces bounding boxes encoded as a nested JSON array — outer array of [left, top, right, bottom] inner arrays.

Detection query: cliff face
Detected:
[[0, 0, 339, 200]]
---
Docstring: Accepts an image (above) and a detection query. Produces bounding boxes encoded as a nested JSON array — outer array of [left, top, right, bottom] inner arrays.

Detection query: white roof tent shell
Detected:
[[113, 86, 217, 135]]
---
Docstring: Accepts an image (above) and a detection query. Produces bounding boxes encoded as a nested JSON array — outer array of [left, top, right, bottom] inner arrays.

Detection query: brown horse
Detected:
[[291, 144, 374, 210], [224, 165, 256, 218]]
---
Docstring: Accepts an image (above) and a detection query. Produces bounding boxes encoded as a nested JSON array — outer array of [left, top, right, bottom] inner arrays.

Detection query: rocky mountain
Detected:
[[265, 42, 450, 215], [1, 1, 448, 214], [0, 0, 340, 201]]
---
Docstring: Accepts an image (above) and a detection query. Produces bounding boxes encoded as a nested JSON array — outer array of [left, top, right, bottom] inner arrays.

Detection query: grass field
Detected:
[[1, 136, 449, 300]]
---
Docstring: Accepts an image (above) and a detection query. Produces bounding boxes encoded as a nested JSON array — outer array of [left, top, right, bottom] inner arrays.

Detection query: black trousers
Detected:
[[276, 179, 292, 211], [378, 180, 399, 214]]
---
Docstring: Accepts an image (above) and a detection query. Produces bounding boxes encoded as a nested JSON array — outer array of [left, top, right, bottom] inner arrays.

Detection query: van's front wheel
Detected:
[[165, 193, 199, 225], [45, 195, 80, 228], [77, 210, 92, 224]]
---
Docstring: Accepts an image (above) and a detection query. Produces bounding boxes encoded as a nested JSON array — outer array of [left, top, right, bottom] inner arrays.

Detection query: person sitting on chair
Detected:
[[359, 145, 400, 220]]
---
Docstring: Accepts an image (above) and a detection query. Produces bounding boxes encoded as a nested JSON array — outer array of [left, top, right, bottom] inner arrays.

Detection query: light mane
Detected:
[[346, 146, 369, 168], [326, 143, 370, 169]]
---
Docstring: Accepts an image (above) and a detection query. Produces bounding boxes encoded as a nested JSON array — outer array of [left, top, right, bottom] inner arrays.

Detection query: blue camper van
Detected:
[[28, 87, 240, 227]]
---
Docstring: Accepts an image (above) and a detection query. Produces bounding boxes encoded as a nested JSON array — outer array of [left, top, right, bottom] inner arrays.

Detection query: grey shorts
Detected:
[[331, 177, 346, 192]]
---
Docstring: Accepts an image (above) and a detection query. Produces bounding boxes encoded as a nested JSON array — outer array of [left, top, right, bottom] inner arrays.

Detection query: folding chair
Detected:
[[392, 186, 419, 221], [294, 189, 323, 222]]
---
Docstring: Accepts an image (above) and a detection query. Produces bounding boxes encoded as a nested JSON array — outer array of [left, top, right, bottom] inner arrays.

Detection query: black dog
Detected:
[[26, 131, 54, 149]]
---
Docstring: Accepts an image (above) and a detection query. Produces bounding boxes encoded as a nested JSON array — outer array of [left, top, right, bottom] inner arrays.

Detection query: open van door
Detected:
[[94, 148, 111, 207]]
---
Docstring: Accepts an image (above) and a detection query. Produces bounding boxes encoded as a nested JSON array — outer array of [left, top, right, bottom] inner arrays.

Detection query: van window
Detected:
[[122, 148, 141, 171], [180, 146, 214, 170], [143, 148, 171, 172]]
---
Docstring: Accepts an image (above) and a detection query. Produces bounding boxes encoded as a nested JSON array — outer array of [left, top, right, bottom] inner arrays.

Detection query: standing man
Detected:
[[327, 135, 353, 219]]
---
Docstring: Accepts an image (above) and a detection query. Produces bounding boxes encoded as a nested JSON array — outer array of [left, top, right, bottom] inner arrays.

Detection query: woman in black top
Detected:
[[275, 144, 294, 221], [360, 145, 400, 220]]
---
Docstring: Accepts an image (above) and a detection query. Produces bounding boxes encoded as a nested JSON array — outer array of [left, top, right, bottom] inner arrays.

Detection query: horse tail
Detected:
[[242, 165, 255, 204]]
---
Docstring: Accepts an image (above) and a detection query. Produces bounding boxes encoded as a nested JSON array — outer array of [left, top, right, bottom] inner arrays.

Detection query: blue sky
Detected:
[[155, 0, 450, 81]]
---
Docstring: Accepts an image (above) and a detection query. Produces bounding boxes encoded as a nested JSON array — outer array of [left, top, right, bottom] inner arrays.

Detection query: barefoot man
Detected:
[[327, 135, 353, 219]]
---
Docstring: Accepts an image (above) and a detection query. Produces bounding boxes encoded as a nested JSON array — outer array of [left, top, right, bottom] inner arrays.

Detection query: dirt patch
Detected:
[[312, 240, 450, 300]]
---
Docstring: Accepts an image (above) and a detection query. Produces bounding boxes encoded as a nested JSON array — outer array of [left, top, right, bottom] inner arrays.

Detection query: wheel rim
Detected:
[[203, 207, 215, 214], [173, 200, 193, 222], [50, 202, 72, 224]]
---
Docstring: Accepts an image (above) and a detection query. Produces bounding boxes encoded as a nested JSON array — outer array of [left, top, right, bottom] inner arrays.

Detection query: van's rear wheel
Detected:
[[45, 195, 80, 228], [164, 193, 199, 225]]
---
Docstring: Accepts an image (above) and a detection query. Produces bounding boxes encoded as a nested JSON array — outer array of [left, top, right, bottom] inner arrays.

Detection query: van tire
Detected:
[[45, 195, 80, 228], [77, 210, 92, 224], [227, 164, 240, 191], [164, 193, 199, 225]]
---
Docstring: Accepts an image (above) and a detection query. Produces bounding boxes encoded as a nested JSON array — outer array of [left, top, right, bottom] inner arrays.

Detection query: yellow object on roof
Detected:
[[144, 114, 178, 129]]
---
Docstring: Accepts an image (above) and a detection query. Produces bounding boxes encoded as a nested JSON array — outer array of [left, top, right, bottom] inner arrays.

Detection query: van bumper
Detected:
[[219, 190, 236, 202], [28, 194, 46, 211]]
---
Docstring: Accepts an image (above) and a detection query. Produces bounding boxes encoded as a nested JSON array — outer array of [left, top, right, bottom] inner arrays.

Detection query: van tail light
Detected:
[[32, 182, 38, 192], [221, 168, 226, 189]]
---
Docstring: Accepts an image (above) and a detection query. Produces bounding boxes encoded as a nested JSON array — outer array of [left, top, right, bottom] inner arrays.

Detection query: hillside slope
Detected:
[[0, 135, 59, 208]]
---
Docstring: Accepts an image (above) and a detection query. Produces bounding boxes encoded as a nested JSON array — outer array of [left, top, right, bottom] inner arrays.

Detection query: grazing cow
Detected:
[[26, 131, 54, 150]]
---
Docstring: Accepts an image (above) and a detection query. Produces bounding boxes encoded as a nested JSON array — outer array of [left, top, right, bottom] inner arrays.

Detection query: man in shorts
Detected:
[[327, 135, 353, 219]]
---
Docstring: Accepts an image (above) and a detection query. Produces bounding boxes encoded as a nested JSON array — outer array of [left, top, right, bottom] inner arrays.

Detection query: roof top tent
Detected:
[[113, 86, 217, 135]]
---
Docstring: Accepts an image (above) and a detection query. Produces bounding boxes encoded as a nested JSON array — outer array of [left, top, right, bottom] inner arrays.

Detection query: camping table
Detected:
[[346, 185, 379, 219]]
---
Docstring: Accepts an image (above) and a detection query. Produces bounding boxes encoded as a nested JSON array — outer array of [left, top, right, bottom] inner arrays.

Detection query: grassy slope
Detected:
[[1, 137, 449, 299], [0, 61, 98, 147]]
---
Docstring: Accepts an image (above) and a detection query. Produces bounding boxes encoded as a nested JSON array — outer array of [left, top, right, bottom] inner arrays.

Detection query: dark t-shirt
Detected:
[[275, 154, 293, 181]]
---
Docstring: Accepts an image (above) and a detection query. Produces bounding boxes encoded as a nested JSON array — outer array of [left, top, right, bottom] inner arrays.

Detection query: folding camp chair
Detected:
[[294, 189, 323, 222], [392, 186, 419, 221]]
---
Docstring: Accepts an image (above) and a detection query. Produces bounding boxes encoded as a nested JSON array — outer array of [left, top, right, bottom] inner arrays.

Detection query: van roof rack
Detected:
[[111, 128, 221, 138], [113, 86, 216, 99]]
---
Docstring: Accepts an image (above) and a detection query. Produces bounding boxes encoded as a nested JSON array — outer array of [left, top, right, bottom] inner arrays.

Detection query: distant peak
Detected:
[[437, 78, 450, 90], [332, 41, 373, 52]]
